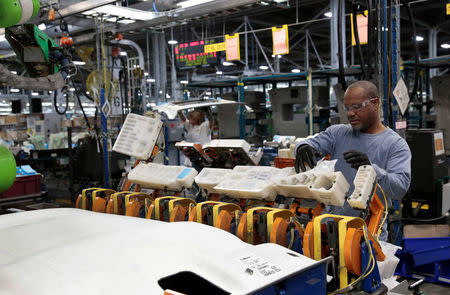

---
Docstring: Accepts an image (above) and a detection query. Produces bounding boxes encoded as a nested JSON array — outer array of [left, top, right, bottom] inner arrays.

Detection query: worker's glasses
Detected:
[[344, 98, 375, 112]]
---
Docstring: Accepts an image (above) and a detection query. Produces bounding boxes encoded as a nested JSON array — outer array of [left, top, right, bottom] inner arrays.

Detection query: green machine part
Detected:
[[0, 146, 16, 193], [0, 0, 40, 28], [6, 24, 59, 77]]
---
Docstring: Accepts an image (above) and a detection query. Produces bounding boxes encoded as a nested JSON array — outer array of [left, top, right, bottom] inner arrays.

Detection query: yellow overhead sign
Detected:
[[225, 33, 240, 61], [204, 42, 226, 53], [272, 25, 289, 55]]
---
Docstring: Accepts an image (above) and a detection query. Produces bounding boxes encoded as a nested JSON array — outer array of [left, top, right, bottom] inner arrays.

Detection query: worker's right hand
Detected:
[[294, 144, 321, 173]]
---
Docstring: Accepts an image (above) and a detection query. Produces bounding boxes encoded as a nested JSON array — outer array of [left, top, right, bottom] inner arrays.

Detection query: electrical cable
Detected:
[[377, 183, 389, 242], [400, 0, 420, 103], [327, 225, 376, 294], [337, 0, 347, 90], [401, 214, 449, 223], [366, 0, 373, 79], [352, 1, 367, 79], [74, 89, 91, 130]]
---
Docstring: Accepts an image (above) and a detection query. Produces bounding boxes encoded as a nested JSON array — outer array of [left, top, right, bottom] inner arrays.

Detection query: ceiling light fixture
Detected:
[[324, 11, 332, 17], [259, 65, 269, 70], [291, 69, 301, 73], [10, 89, 20, 93], [31, 92, 39, 96], [440, 43, 450, 49], [147, 78, 156, 83], [82, 5, 158, 21], [222, 61, 234, 66], [180, 80, 189, 84], [216, 71, 223, 75], [168, 40, 178, 45], [73, 61, 86, 65], [415, 36, 424, 42]]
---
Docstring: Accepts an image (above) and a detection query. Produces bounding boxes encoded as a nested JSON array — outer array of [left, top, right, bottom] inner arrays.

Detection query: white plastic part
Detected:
[[203, 139, 251, 153], [347, 165, 377, 209], [0, 209, 324, 294], [309, 172, 349, 207], [274, 172, 318, 200], [127, 163, 198, 191], [112, 113, 163, 160], [213, 166, 281, 201], [194, 168, 232, 194]]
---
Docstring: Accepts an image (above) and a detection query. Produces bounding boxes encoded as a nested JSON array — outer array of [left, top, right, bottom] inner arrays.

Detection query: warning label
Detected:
[[240, 255, 282, 277]]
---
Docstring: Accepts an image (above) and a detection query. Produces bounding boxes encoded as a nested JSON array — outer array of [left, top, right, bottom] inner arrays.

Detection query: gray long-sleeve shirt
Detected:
[[295, 124, 411, 207]]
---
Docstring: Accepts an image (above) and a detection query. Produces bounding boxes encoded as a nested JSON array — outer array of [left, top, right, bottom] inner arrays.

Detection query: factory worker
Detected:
[[294, 80, 411, 241], [182, 109, 213, 145]]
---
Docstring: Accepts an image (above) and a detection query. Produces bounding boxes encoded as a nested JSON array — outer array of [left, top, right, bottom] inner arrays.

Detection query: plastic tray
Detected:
[[1, 174, 41, 198]]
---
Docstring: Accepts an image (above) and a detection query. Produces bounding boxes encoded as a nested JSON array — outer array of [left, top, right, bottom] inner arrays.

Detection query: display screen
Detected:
[[175, 39, 221, 69]]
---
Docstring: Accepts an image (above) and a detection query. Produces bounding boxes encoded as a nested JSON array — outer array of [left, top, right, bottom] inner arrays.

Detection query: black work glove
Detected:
[[343, 150, 371, 169], [295, 144, 321, 173]]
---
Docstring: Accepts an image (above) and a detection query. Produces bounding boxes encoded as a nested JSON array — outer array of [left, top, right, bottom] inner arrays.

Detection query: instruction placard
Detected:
[[393, 78, 410, 115], [240, 255, 282, 277], [272, 25, 289, 55], [225, 34, 240, 61], [434, 132, 445, 156]]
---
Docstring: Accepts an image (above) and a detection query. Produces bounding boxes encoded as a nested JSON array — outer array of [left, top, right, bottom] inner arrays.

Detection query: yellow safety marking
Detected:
[[412, 202, 429, 210]]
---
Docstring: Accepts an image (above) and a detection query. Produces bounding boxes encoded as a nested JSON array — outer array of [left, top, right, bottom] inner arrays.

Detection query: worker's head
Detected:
[[344, 80, 381, 132], [188, 110, 205, 126]]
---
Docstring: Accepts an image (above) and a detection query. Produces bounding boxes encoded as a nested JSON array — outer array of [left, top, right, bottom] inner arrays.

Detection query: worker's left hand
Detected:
[[343, 150, 370, 169]]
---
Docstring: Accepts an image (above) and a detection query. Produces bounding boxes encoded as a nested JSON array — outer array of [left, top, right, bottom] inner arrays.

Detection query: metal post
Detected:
[[382, 0, 389, 126], [159, 33, 167, 102], [428, 28, 438, 78], [170, 27, 177, 101], [237, 77, 245, 139], [274, 56, 280, 73], [391, 1, 401, 130], [307, 69, 313, 135], [152, 32, 161, 105], [330, 0, 346, 68], [146, 31, 152, 98], [244, 17, 249, 71], [305, 29, 309, 70]]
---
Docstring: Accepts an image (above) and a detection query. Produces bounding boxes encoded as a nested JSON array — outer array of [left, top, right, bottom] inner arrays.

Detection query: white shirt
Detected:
[[184, 121, 211, 145]]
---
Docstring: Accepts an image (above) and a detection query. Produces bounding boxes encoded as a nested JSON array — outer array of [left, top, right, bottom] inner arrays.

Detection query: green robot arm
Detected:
[[0, 0, 40, 28]]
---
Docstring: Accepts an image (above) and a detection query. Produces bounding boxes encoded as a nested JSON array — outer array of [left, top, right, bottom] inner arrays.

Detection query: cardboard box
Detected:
[[6, 129, 28, 141], [0, 116, 6, 125], [0, 130, 6, 139], [72, 117, 84, 127], [403, 224, 450, 238]]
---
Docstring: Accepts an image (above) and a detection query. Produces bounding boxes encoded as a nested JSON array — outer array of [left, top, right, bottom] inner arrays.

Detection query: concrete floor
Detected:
[[409, 280, 449, 295]]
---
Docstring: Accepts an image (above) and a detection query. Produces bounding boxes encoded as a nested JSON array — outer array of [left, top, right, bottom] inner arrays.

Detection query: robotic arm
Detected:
[[0, 0, 67, 90]]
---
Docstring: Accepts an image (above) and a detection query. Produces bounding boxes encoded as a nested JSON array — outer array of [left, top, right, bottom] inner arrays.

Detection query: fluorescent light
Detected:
[[69, 88, 75, 92], [10, 88, 20, 93], [291, 69, 301, 73], [0, 34, 5, 42], [180, 80, 189, 84], [120, 52, 127, 56], [147, 78, 156, 82], [324, 11, 332, 17], [271, 54, 275, 57], [144, 72, 149, 76], [244, 86, 248, 89], [31, 92, 39, 96], [38, 23, 47, 30], [261, 1, 269, 5], [223, 61, 234, 66], [178, 0, 215, 8], [117, 19, 136, 24], [166, 94, 171, 98], [49, 91, 53, 94], [216, 71, 223, 75], [440, 43, 450, 49], [82, 5, 158, 21], [259, 65, 269, 70], [205, 91, 211, 95], [277, 55, 282, 58], [415, 36, 424, 42], [73, 61, 86, 65], [11, 71, 17, 75], [168, 40, 178, 45]]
